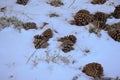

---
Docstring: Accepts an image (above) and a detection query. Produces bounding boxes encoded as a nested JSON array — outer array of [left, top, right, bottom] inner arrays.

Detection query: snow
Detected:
[[0, 0, 120, 80]]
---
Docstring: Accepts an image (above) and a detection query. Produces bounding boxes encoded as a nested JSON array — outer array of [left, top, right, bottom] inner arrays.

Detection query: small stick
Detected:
[[26, 49, 37, 64]]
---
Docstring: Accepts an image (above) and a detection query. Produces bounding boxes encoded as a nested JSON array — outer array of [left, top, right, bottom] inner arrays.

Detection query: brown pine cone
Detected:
[[16, 0, 29, 5], [34, 35, 42, 39], [58, 35, 77, 44], [42, 28, 53, 39], [33, 35, 49, 49], [74, 10, 93, 26], [82, 62, 104, 78], [68, 35, 77, 44], [60, 40, 74, 53], [34, 40, 49, 49], [33, 35, 43, 44], [91, 0, 107, 4], [23, 22, 37, 30], [108, 29, 120, 42], [76, 10, 90, 15], [113, 5, 120, 18], [93, 12, 108, 23], [107, 22, 120, 31]]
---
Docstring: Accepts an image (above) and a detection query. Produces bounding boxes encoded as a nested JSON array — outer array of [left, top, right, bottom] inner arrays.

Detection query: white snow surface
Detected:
[[0, 0, 120, 80]]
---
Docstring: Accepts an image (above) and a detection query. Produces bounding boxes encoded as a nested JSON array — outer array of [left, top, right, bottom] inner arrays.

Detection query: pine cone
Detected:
[[60, 40, 74, 53], [33, 35, 49, 49], [42, 28, 53, 39], [58, 35, 76, 44], [16, 0, 29, 5], [68, 35, 77, 44], [108, 22, 120, 31], [91, 0, 106, 4], [76, 10, 90, 15], [34, 40, 49, 49], [113, 5, 120, 18], [74, 10, 93, 26], [34, 35, 42, 39], [82, 62, 104, 78], [49, 0, 64, 7], [33, 29, 53, 49], [93, 12, 108, 23], [108, 29, 120, 42], [23, 22, 37, 30], [58, 35, 76, 53], [33, 35, 43, 44]]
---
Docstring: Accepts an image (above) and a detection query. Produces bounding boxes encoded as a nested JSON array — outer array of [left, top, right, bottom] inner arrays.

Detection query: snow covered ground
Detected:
[[0, 0, 120, 80]]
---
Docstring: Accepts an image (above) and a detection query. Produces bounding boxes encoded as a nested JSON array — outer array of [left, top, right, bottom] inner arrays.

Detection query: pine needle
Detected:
[[26, 49, 37, 64], [68, 0, 76, 8]]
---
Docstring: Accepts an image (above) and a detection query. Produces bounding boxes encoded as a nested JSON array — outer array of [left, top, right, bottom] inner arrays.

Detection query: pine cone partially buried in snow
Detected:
[[74, 10, 93, 26], [82, 62, 104, 78], [93, 12, 108, 23], [68, 35, 77, 44], [58, 35, 76, 53], [33, 28, 53, 49], [23, 22, 37, 30], [60, 40, 74, 53], [91, 0, 107, 4], [42, 28, 53, 39], [58, 35, 77, 44], [108, 29, 120, 42], [112, 5, 120, 18], [33, 35, 49, 49], [16, 0, 29, 5]]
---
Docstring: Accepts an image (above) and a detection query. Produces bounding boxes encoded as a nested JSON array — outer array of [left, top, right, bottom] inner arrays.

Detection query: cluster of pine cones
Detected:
[[58, 35, 76, 53], [74, 9, 109, 28], [74, 5, 120, 42], [15, 0, 119, 78], [33, 30, 77, 53], [33, 29, 53, 49]]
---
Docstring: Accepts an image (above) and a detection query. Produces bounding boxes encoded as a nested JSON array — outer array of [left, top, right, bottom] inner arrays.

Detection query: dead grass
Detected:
[[0, 16, 24, 31], [0, 17, 10, 31], [27, 50, 71, 67]]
